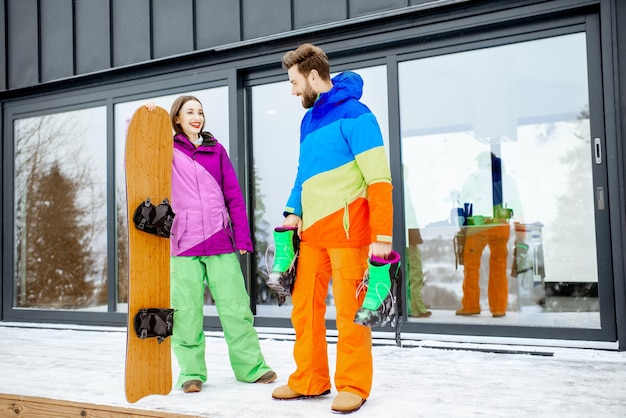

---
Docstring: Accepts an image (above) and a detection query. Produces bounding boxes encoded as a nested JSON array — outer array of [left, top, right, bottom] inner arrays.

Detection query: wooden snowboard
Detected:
[[124, 106, 173, 403]]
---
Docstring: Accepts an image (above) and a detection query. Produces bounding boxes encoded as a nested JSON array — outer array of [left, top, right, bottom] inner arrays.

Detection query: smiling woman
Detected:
[[114, 87, 229, 312], [171, 96, 205, 145]]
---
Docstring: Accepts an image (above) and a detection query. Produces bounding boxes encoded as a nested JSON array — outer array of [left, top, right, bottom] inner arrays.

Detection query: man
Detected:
[[271, 43, 393, 414]]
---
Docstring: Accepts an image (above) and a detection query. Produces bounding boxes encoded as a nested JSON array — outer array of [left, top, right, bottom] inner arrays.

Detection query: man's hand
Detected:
[[369, 242, 392, 259], [283, 214, 303, 238]]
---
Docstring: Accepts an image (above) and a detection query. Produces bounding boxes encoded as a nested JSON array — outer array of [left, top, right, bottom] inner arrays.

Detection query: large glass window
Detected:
[[114, 87, 229, 313], [14, 107, 107, 310], [251, 66, 389, 318], [400, 33, 600, 328]]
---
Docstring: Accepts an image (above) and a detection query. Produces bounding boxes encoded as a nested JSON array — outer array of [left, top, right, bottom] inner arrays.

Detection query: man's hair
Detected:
[[170, 95, 205, 136], [282, 43, 330, 80]]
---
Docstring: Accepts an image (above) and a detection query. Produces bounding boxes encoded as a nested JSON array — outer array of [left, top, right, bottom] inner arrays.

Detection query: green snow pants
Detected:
[[406, 244, 427, 315], [170, 254, 272, 387]]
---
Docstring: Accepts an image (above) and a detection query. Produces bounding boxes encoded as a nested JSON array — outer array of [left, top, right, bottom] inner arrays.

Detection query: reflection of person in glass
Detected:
[[271, 43, 393, 414], [407, 228, 431, 317], [456, 151, 519, 318], [404, 182, 431, 318]]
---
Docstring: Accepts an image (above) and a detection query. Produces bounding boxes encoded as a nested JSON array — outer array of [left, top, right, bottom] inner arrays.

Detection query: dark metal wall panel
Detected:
[[75, 0, 111, 74], [0, 1, 5, 91], [112, 0, 150, 67], [349, 0, 406, 18], [613, 0, 626, 351], [40, 0, 74, 83], [617, 0, 626, 130], [293, 0, 347, 29], [152, 0, 194, 59], [7, 0, 39, 89], [196, 0, 241, 49], [241, 0, 291, 41]]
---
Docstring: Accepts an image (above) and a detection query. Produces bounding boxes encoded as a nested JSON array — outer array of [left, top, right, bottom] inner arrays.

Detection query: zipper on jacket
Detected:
[[343, 199, 350, 240]]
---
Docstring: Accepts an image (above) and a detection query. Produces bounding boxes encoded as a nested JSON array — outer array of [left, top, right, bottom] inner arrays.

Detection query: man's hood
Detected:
[[313, 71, 363, 114]]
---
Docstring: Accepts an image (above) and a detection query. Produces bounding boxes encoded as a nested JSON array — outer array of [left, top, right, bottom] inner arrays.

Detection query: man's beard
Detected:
[[301, 82, 318, 109]]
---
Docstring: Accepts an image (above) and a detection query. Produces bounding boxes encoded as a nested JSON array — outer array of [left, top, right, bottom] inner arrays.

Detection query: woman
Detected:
[[145, 96, 275, 393]]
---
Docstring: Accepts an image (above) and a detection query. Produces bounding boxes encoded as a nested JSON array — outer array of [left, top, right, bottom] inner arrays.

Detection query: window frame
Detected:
[[2, 68, 235, 328]]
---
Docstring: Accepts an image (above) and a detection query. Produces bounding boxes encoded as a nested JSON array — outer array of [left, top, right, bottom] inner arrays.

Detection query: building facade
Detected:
[[2, 0, 626, 350]]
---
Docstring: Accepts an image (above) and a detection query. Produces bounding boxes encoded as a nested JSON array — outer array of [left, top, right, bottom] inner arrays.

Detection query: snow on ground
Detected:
[[1, 323, 625, 417]]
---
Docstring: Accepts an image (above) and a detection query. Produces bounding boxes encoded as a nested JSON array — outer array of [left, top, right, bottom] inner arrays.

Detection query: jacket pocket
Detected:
[[171, 212, 187, 253], [222, 208, 236, 250]]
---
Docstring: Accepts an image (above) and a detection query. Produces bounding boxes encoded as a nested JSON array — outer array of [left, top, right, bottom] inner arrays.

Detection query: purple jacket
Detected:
[[170, 132, 253, 256]]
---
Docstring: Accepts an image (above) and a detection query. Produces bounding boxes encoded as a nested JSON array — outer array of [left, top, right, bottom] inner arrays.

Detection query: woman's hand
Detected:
[[144, 102, 157, 111]]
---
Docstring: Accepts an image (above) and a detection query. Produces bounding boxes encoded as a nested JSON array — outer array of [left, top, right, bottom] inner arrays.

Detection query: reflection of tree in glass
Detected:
[[22, 162, 96, 308], [14, 114, 102, 308], [114, 190, 129, 304], [251, 165, 277, 304], [549, 105, 595, 289], [92, 185, 128, 307], [420, 235, 463, 309]]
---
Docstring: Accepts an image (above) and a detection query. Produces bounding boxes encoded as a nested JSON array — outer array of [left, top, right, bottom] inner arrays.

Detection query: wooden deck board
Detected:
[[0, 393, 201, 418]]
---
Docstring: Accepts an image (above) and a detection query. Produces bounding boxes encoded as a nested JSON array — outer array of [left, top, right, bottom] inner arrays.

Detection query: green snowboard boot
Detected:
[[266, 226, 300, 306], [354, 250, 402, 327]]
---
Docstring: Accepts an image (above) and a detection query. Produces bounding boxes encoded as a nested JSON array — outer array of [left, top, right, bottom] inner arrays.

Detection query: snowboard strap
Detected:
[[133, 308, 175, 344], [132, 198, 175, 238]]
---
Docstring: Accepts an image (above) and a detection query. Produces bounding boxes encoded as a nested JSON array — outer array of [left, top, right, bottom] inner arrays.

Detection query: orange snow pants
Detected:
[[461, 224, 510, 315], [288, 243, 372, 399]]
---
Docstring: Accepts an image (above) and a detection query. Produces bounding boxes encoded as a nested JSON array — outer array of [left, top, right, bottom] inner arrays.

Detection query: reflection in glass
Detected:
[[14, 108, 107, 309], [250, 81, 305, 313], [251, 66, 388, 318], [400, 33, 599, 327], [114, 87, 229, 312]]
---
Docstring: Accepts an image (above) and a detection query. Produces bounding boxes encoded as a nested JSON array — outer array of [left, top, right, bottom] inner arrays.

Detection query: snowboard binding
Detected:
[[354, 250, 403, 328], [265, 226, 300, 306], [133, 308, 175, 344], [133, 197, 175, 238]]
